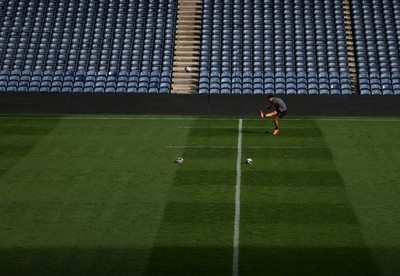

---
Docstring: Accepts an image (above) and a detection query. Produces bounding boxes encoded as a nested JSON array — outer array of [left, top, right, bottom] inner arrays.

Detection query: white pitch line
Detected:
[[166, 145, 236, 149], [165, 145, 304, 149], [233, 119, 242, 276], [286, 118, 400, 122], [177, 126, 305, 129], [0, 116, 203, 121]]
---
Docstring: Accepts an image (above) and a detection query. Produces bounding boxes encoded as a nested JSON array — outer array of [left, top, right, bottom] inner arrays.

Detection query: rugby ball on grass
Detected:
[[175, 157, 184, 164]]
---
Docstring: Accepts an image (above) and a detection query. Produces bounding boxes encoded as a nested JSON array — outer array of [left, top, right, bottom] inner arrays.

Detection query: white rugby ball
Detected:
[[175, 157, 184, 164], [246, 158, 253, 165]]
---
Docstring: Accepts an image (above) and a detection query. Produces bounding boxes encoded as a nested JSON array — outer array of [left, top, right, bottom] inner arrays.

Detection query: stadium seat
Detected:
[[0, 0, 177, 94], [1, 0, 400, 96]]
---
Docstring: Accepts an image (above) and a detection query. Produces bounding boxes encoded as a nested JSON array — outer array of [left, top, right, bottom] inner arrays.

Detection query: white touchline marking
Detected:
[[166, 145, 236, 149], [165, 145, 304, 149], [285, 118, 400, 122], [0, 116, 203, 120], [177, 126, 305, 129], [233, 119, 242, 276]]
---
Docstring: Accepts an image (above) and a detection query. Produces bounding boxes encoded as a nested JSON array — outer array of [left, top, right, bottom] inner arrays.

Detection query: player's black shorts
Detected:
[[277, 110, 287, 118]]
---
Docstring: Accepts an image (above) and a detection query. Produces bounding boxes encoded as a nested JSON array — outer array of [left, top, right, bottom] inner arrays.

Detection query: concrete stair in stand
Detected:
[[342, 0, 359, 94], [171, 0, 202, 94]]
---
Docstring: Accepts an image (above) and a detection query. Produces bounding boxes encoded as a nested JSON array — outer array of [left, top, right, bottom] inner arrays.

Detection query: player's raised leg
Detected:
[[260, 110, 278, 119]]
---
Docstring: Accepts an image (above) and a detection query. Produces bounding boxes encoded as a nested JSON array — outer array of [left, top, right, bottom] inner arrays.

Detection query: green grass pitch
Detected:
[[0, 115, 399, 275]]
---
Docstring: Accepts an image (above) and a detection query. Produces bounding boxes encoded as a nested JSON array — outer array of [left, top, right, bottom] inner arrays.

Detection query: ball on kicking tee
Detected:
[[245, 158, 253, 165], [175, 157, 184, 164]]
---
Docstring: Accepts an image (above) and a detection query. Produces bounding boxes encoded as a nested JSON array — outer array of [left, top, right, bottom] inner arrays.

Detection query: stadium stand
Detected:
[[199, 0, 352, 95], [0, 0, 177, 93], [0, 0, 399, 95], [351, 0, 400, 95]]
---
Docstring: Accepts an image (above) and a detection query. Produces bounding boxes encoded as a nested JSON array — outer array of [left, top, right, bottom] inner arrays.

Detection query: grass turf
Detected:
[[0, 115, 399, 275]]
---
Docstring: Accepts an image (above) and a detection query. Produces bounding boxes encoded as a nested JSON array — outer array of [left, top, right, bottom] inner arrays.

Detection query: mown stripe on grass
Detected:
[[168, 185, 236, 203], [244, 147, 333, 158], [242, 171, 344, 186], [145, 246, 236, 275], [0, 170, 6, 177], [175, 147, 237, 158], [0, 126, 57, 135], [146, 203, 234, 275], [0, 247, 155, 276], [157, 202, 358, 225], [240, 202, 358, 224], [236, 224, 367, 247], [0, 145, 33, 157], [199, 127, 326, 139], [174, 170, 344, 187], [187, 128, 243, 137], [145, 120, 237, 275], [173, 170, 235, 186], [245, 159, 342, 171], [154, 185, 348, 205], [160, 202, 233, 224], [239, 119, 378, 274], [239, 247, 379, 275], [167, 146, 330, 159], [240, 186, 348, 204], [0, 117, 62, 177], [253, 127, 324, 138], [1, 117, 189, 275]]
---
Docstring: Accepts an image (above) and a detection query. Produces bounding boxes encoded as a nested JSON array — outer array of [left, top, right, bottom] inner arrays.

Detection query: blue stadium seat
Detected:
[[0, 0, 177, 94], [1, 0, 400, 95]]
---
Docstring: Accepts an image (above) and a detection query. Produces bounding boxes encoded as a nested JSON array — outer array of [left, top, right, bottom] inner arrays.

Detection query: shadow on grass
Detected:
[[0, 246, 388, 275], [0, 117, 62, 176], [187, 128, 322, 137]]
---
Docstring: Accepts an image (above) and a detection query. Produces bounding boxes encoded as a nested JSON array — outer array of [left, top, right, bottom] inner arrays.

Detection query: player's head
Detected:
[[267, 94, 274, 102]]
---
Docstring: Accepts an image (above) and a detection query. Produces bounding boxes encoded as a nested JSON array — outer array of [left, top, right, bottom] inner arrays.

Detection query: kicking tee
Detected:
[[272, 97, 287, 112]]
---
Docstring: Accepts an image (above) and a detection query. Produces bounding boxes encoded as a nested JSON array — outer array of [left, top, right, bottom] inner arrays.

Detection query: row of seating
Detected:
[[198, 0, 352, 94], [0, 69, 171, 93], [198, 71, 352, 94], [351, 0, 400, 95], [0, 0, 177, 76], [1, 0, 400, 94], [0, 83, 171, 93]]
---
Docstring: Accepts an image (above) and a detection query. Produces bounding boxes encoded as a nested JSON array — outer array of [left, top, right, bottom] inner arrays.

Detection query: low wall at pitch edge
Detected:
[[0, 93, 400, 116]]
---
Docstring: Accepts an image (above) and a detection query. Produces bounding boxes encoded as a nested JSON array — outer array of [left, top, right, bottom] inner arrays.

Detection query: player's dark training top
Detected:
[[270, 97, 287, 112]]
